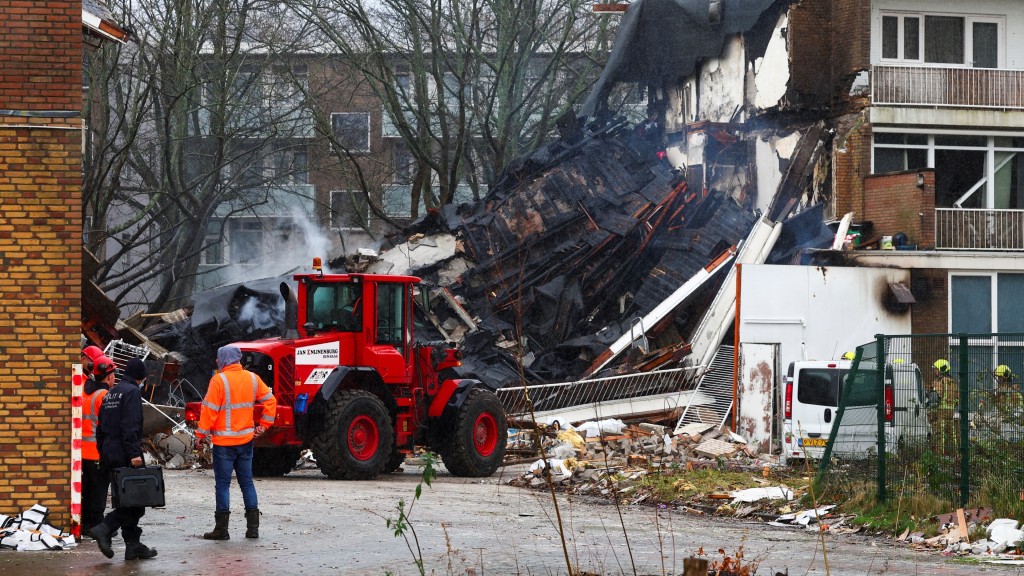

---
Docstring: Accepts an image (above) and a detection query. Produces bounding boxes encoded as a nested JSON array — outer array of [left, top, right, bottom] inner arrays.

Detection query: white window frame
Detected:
[[872, 128, 1024, 208], [201, 220, 225, 266], [331, 112, 371, 154], [878, 11, 1004, 68], [947, 272, 1023, 376], [330, 189, 371, 230]]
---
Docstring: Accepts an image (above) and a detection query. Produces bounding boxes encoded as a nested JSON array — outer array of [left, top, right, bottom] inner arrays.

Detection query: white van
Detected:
[[779, 360, 930, 465]]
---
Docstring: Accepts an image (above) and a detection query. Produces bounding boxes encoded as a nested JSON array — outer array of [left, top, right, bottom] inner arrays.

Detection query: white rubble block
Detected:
[[775, 505, 835, 527], [528, 458, 574, 479], [675, 422, 715, 437], [573, 419, 626, 438], [988, 520, 1024, 548], [694, 438, 737, 458], [730, 486, 794, 503], [727, 431, 748, 444]]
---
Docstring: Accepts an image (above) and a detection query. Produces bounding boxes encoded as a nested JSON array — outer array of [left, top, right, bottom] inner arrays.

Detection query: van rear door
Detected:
[[790, 364, 846, 456]]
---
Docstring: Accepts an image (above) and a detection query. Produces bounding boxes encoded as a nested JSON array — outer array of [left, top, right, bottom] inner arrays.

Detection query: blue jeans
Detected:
[[212, 442, 258, 512]]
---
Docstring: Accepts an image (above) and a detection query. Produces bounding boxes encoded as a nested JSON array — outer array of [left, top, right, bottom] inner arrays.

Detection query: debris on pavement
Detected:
[[0, 505, 77, 551]]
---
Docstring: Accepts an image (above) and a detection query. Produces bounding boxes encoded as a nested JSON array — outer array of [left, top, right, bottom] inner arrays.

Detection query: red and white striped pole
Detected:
[[70, 364, 84, 539]]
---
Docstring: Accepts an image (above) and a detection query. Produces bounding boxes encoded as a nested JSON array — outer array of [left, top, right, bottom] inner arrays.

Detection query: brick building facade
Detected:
[[0, 0, 84, 527]]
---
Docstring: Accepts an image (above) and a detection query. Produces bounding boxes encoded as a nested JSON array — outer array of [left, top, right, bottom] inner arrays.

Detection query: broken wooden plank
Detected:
[[433, 287, 478, 332]]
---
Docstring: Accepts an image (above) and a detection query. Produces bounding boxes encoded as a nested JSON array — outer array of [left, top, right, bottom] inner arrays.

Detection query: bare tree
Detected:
[[292, 0, 615, 219], [85, 0, 322, 313]]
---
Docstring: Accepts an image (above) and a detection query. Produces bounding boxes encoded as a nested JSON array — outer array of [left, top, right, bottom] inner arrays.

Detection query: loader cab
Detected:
[[294, 269, 418, 385]]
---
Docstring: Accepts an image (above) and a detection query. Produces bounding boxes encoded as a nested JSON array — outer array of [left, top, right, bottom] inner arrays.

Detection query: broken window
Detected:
[[880, 12, 1002, 68], [873, 131, 1024, 209]]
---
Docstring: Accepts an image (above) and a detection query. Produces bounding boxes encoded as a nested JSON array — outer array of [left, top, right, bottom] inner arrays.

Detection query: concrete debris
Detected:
[[730, 486, 793, 503], [147, 431, 201, 469], [0, 505, 77, 551], [896, 515, 1024, 559]]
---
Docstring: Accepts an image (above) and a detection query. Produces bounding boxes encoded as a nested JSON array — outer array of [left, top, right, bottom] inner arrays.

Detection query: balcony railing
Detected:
[[936, 208, 1024, 250], [873, 65, 1024, 109]]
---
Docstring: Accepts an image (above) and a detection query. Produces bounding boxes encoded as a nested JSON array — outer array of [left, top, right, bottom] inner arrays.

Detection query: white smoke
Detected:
[[237, 295, 284, 330]]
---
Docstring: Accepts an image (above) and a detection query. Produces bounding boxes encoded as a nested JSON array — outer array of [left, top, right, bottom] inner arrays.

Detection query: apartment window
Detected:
[[949, 273, 1024, 382], [873, 131, 1024, 209], [331, 112, 370, 153], [230, 220, 263, 264], [393, 142, 414, 185], [880, 12, 1002, 68], [272, 144, 308, 185], [202, 220, 224, 265], [330, 190, 370, 230]]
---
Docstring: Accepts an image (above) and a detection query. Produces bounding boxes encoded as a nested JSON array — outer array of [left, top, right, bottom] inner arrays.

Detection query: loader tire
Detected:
[[382, 450, 406, 474], [252, 447, 301, 477], [439, 388, 507, 477], [311, 389, 394, 480]]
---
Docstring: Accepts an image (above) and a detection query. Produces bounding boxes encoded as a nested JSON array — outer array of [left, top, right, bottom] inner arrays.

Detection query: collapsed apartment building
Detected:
[[91, 0, 1024, 459]]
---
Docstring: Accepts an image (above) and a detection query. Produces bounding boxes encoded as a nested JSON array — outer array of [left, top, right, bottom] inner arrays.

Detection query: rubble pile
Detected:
[[898, 511, 1024, 561]]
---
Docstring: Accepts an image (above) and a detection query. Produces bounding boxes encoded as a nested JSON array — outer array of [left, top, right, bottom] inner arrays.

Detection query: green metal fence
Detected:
[[815, 333, 1024, 513]]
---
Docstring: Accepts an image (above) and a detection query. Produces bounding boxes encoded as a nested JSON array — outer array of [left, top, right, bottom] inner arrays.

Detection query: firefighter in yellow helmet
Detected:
[[990, 364, 1022, 423], [842, 351, 856, 361], [929, 359, 958, 454]]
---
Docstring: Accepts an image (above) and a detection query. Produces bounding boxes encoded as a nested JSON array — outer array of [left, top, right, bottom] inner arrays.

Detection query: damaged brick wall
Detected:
[[910, 269, 949, 335], [787, 0, 870, 111], [863, 170, 936, 249], [0, 0, 83, 528], [832, 119, 871, 220]]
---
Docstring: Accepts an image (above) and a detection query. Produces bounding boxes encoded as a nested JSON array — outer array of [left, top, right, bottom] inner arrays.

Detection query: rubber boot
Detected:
[[203, 511, 230, 540], [125, 542, 158, 560], [245, 508, 260, 539], [89, 524, 114, 559]]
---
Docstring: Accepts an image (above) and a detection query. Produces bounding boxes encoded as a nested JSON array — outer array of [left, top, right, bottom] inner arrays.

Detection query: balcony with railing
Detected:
[[873, 65, 1024, 109], [935, 208, 1024, 250]]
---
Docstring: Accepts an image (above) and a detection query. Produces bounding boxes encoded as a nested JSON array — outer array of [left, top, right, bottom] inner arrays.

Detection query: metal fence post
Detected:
[[958, 333, 970, 508], [876, 334, 886, 503]]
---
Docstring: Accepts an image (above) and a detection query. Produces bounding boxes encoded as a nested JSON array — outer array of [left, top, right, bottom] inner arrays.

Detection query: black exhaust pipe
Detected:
[[280, 282, 299, 339]]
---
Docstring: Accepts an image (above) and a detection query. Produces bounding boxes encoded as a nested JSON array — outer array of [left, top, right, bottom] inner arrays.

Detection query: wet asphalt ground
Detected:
[[0, 463, 1008, 575]]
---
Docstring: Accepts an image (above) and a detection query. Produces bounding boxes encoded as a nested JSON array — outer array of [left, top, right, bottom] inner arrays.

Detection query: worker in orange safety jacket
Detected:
[[82, 355, 116, 535], [195, 345, 277, 541]]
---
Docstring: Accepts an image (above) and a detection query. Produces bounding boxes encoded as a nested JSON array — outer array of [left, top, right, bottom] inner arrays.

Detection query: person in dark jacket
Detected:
[[90, 358, 158, 561]]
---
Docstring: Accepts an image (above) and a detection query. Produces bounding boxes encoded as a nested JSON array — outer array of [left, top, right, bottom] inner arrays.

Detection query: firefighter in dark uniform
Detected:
[[90, 358, 158, 561]]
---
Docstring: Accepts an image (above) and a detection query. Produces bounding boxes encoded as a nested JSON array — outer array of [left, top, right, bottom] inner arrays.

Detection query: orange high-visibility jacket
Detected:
[[196, 364, 277, 446], [82, 388, 108, 461]]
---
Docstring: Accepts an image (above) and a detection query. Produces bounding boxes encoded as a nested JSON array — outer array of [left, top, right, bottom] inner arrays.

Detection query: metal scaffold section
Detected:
[[497, 367, 710, 426]]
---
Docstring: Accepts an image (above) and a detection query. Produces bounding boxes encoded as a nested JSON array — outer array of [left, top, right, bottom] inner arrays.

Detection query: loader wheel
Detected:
[[310, 389, 394, 480], [252, 447, 301, 477], [439, 388, 507, 477]]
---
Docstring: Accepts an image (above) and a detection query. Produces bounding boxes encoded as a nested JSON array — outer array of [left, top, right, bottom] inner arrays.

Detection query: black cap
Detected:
[[125, 358, 148, 381]]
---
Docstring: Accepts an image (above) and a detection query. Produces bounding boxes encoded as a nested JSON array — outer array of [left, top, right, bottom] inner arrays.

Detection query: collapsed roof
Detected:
[[581, 0, 787, 116]]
